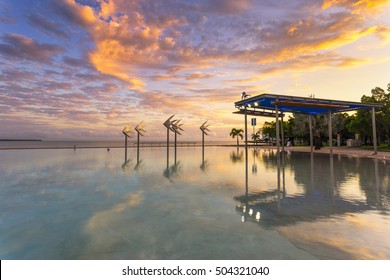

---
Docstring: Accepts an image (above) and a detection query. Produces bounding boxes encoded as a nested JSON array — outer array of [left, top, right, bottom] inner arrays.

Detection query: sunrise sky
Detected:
[[1, 0, 390, 141]]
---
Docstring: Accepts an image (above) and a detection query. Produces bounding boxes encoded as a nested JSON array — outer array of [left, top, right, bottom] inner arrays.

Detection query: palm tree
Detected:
[[251, 131, 261, 144], [230, 128, 244, 146]]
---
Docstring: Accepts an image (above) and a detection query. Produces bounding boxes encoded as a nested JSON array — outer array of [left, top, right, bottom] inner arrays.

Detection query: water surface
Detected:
[[0, 147, 389, 259]]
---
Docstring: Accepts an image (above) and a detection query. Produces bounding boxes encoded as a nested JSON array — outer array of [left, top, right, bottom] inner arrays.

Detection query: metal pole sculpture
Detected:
[[122, 124, 134, 161], [200, 121, 210, 167], [135, 121, 146, 163], [163, 115, 175, 167], [172, 119, 184, 164]]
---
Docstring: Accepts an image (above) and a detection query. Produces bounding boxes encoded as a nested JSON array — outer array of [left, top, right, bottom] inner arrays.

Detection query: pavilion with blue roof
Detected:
[[234, 93, 383, 155]]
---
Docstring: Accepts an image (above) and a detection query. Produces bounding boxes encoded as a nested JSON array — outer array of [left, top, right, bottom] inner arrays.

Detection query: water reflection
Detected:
[[235, 148, 389, 228], [230, 150, 244, 163], [200, 147, 210, 172], [163, 161, 182, 180], [1, 147, 389, 260], [121, 159, 133, 175], [290, 153, 390, 210], [134, 159, 144, 172], [200, 159, 209, 172]]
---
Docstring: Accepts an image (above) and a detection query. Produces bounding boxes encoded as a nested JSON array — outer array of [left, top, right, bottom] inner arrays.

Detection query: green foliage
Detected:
[[251, 130, 261, 142], [369, 85, 390, 146], [262, 121, 276, 138], [361, 144, 390, 152], [292, 114, 310, 143], [347, 83, 390, 146]]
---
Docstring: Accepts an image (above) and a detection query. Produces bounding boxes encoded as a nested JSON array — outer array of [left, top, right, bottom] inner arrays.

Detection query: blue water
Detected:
[[0, 147, 389, 259]]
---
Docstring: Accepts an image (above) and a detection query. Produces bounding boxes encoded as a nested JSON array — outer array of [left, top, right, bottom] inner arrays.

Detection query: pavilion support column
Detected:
[[372, 107, 378, 155], [281, 113, 285, 151], [328, 109, 333, 157], [244, 107, 249, 180], [275, 105, 280, 153], [309, 115, 313, 153], [244, 106, 248, 150], [275, 105, 281, 211]]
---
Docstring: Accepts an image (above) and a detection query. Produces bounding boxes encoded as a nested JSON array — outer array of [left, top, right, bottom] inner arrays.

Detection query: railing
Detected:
[[131, 142, 198, 148]]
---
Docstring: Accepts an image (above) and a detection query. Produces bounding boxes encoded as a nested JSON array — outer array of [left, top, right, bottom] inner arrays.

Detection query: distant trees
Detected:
[[292, 114, 311, 144], [347, 84, 390, 146], [251, 130, 261, 143], [262, 121, 276, 139]]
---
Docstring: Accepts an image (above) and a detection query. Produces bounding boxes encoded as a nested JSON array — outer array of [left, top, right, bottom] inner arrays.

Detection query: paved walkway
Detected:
[[282, 146, 390, 160], [246, 144, 390, 160]]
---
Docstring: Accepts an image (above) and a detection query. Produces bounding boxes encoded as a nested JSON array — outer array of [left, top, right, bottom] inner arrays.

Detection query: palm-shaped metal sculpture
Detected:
[[164, 115, 175, 166], [172, 119, 184, 135], [122, 124, 134, 138], [171, 119, 184, 163], [135, 121, 146, 136], [123, 123, 134, 161], [163, 115, 175, 132], [200, 121, 210, 136], [135, 121, 146, 162]]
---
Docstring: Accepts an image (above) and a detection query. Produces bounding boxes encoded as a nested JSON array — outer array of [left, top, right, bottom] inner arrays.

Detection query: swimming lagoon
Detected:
[[0, 146, 389, 259]]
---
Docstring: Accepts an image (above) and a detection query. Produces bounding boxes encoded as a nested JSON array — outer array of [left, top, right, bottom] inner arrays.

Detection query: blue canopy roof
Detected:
[[235, 93, 382, 115]]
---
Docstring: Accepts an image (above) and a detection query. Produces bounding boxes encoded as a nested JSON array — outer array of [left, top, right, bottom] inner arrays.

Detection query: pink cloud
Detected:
[[0, 33, 63, 63], [55, 0, 389, 90], [28, 13, 69, 38], [53, 0, 96, 27]]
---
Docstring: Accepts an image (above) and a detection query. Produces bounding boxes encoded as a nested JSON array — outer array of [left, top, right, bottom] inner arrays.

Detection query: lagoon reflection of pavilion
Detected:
[[234, 151, 380, 228], [234, 191, 373, 227]]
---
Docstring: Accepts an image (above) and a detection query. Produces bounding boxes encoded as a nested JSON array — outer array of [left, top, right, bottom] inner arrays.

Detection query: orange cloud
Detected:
[[322, 0, 390, 14], [86, 3, 187, 88], [57, 0, 97, 26], [376, 25, 390, 42], [59, 0, 390, 94], [89, 40, 146, 89]]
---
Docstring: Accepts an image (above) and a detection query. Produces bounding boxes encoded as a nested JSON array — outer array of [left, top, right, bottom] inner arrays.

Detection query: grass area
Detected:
[[361, 144, 390, 152]]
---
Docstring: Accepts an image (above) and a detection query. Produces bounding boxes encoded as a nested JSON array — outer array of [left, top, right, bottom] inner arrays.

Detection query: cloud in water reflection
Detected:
[[0, 147, 389, 259]]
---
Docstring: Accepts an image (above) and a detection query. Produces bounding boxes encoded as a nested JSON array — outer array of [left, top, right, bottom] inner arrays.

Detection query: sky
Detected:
[[1, 0, 390, 141]]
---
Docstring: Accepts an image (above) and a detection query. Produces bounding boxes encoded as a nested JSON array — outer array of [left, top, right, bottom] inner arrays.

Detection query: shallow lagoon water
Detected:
[[0, 146, 389, 259]]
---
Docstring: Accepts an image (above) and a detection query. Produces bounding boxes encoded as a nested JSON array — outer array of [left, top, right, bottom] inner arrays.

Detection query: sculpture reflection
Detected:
[[163, 161, 182, 181], [134, 159, 144, 172], [200, 159, 209, 172], [121, 159, 132, 175]]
